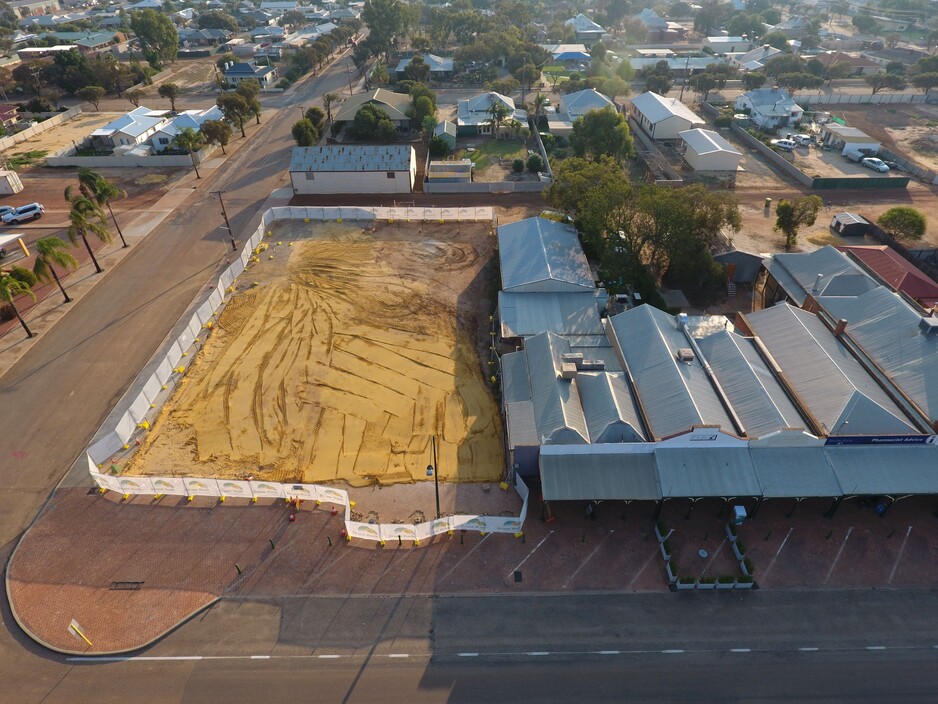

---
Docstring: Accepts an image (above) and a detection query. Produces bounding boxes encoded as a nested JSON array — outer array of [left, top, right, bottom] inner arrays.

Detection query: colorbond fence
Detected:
[[84, 205, 524, 544]]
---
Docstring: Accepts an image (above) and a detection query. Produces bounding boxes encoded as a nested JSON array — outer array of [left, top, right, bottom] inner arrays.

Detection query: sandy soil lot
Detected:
[[832, 104, 938, 173], [127, 220, 504, 488], [0, 111, 119, 164], [151, 58, 220, 94]]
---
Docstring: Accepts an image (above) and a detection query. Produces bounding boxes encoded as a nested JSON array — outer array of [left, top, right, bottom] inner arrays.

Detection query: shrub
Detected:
[[714, 114, 732, 128], [744, 557, 755, 574], [9, 266, 37, 288], [737, 574, 753, 583], [735, 540, 747, 555], [428, 135, 451, 157], [718, 575, 735, 584], [512, 158, 524, 173], [25, 97, 53, 113], [0, 303, 15, 321], [656, 519, 667, 535], [699, 576, 717, 584], [527, 153, 544, 172], [678, 576, 695, 584]]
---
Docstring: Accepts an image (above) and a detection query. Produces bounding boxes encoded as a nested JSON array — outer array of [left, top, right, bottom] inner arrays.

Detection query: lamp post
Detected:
[[426, 435, 440, 519], [210, 190, 237, 251]]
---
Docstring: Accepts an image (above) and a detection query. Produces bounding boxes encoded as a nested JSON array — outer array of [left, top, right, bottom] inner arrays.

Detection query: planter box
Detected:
[[655, 524, 669, 543], [735, 580, 754, 590], [676, 580, 696, 591], [666, 561, 678, 584], [724, 524, 737, 543], [739, 560, 750, 576], [659, 543, 672, 561], [697, 581, 716, 590], [716, 581, 735, 590], [732, 543, 745, 561]]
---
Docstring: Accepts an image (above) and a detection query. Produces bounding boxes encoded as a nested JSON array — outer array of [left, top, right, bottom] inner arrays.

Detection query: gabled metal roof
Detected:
[[497, 217, 594, 293], [540, 445, 660, 500], [630, 92, 704, 125], [576, 372, 645, 443], [763, 246, 870, 306], [524, 332, 589, 444], [749, 447, 842, 497], [560, 89, 613, 118], [697, 331, 807, 438], [825, 446, 938, 495], [608, 305, 735, 439], [655, 447, 761, 497], [744, 303, 917, 435], [498, 291, 604, 338]]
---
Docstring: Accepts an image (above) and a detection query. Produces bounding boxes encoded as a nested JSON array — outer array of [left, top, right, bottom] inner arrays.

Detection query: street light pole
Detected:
[[211, 190, 237, 251], [426, 435, 440, 519]]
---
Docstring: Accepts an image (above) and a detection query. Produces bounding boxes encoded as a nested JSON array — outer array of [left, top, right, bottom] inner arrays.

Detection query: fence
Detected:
[[0, 106, 82, 153], [83, 204, 521, 545], [791, 92, 930, 105], [47, 143, 218, 168], [878, 146, 938, 186], [424, 180, 547, 193]]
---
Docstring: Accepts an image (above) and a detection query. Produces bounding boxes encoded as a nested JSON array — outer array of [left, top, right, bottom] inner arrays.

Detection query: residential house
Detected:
[[127, 0, 162, 9], [173, 7, 195, 24], [629, 91, 705, 140], [426, 159, 472, 183], [564, 13, 605, 43], [548, 88, 614, 137], [251, 25, 284, 42], [259, 0, 299, 11], [179, 28, 233, 47], [432, 120, 456, 151], [333, 88, 413, 131], [9, 0, 60, 17], [815, 51, 882, 76], [88, 106, 170, 151], [150, 106, 225, 153], [730, 44, 783, 71], [819, 123, 880, 156], [456, 91, 527, 136], [223, 61, 277, 86], [394, 53, 454, 80], [679, 128, 742, 172], [703, 36, 752, 54], [0, 105, 20, 131], [331, 7, 360, 22], [863, 46, 930, 69], [769, 15, 810, 39], [289, 145, 417, 194], [540, 43, 591, 67], [47, 30, 114, 52], [633, 8, 687, 42], [734, 88, 804, 130]]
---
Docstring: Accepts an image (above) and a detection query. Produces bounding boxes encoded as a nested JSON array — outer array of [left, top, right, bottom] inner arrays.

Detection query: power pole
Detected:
[[346, 61, 354, 96], [211, 190, 237, 251]]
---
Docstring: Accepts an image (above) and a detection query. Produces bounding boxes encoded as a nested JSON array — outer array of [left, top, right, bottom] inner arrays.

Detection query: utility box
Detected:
[[731, 505, 747, 526], [0, 170, 24, 194]]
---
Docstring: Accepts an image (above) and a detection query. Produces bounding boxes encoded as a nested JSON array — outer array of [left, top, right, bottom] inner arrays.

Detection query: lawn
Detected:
[[455, 139, 528, 171]]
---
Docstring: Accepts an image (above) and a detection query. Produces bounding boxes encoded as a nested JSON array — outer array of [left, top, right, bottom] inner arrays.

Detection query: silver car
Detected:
[[1, 202, 44, 224], [861, 157, 890, 173]]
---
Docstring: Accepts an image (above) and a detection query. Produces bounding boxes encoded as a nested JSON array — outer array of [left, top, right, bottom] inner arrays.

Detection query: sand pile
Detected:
[[128, 226, 503, 486]]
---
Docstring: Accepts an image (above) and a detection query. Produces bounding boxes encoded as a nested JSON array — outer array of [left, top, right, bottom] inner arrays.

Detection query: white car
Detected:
[[861, 157, 890, 173], [770, 138, 797, 151], [792, 134, 814, 146], [0, 206, 14, 219], [1, 202, 44, 224]]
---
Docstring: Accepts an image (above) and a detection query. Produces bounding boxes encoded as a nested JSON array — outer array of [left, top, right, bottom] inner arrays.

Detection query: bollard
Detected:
[[269, 539, 276, 550], [398, 535, 402, 547], [235, 563, 242, 575], [327, 536, 333, 547]]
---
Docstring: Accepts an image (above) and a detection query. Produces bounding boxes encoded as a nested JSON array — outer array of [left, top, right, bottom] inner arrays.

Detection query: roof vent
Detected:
[[676, 348, 695, 363], [812, 273, 825, 294], [919, 316, 938, 336], [560, 362, 578, 379]]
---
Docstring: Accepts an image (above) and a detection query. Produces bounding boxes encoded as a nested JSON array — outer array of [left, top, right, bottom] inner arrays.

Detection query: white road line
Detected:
[[596, 651, 621, 655], [250, 655, 270, 660], [507, 531, 554, 580], [798, 647, 819, 652], [562, 531, 613, 588], [627, 546, 661, 589], [388, 654, 409, 658], [457, 653, 479, 657], [888, 526, 913, 584], [730, 648, 751, 653], [318, 654, 341, 659], [527, 651, 550, 656], [761, 527, 794, 582], [824, 526, 853, 585], [438, 533, 491, 582], [661, 649, 684, 654], [866, 646, 887, 651]]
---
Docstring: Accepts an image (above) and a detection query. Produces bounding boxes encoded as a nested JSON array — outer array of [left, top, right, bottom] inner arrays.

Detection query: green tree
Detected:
[[852, 14, 879, 33], [77, 168, 127, 248], [774, 195, 823, 250], [878, 207, 927, 242], [198, 11, 239, 31], [428, 134, 450, 157], [64, 187, 111, 274], [526, 153, 544, 172], [125, 87, 145, 107], [645, 73, 671, 95], [412, 94, 434, 122], [236, 79, 262, 124], [742, 72, 767, 91], [200, 119, 232, 154], [764, 54, 805, 79], [172, 126, 205, 179], [362, 0, 407, 62], [865, 73, 907, 94], [762, 31, 789, 50], [323, 92, 340, 124], [157, 81, 179, 111], [591, 41, 607, 63], [420, 113, 438, 138], [615, 59, 634, 82], [403, 55, 430, 82], [911, 72, 938, 93], [351, 103, 397, 140], [304, 106, 326, 132], [76, 85, 105, 110], [217, 93, 251, 137], [688, 73, 717, 102], [131, 9, 178, 69], [825, 62, 854, 85], [32, 236, 78, 303], [512, 158, 524, 173], [569, 106, 633, 162], [727, 12, 765, 41], [292, 118, 319, 146], [0, 272, 34, 338]]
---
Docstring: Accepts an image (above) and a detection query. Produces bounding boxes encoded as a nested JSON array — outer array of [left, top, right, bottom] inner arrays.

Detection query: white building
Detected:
[[629, 92, 705, 140], [730, 44, 783, 71], [818, 124, 880, 156], [89, 106, 170, 150], [150, 106, 225, 152], [223, 61, 277, 87], [679, 128, 742, 171], [735, 88, 804, 130], [289, 145, 417, 195], [703, 36, 751, 54], [456, 91, 527, 135], [564, 13, 605, 42], [548, 88, 615, 137]]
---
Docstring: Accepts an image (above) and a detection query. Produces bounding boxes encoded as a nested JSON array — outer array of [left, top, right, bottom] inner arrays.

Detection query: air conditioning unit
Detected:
[[676, 348, 695, 362]]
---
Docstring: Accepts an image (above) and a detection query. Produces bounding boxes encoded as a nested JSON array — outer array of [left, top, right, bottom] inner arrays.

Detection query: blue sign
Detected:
[[824, 435, 936, 446]]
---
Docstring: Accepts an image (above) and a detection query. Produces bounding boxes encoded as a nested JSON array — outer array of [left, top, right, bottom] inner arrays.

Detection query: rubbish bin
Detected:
[[764, 197, 772, 209]]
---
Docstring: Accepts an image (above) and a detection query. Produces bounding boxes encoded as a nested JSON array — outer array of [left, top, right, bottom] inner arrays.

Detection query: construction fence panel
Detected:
[[118, 476, 155, 495], [142, 374, 163, 406], [184, 477, 221, 497], [127, 394, 151, 425]]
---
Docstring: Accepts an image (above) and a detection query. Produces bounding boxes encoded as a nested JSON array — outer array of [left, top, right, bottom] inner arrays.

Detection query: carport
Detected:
[[824, 445, 938, 516], [654, 447, 762, 518], [750, 446, 842, 518]]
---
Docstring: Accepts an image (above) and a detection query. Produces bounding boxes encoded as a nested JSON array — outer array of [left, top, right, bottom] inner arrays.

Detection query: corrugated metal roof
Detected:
[[763, 246, 863, 306], [540, 445, 660, 500], [655, 447, 761, 497], [498, 217, 595, 292], [819, 287, 938, 425], [506, 401, 539, 447], [837, 245, 938, 306], [714, 250, 764, 283], [679, 128, 742, 156], [289, 145, 415, 172], [334, 88, 412, 122], [744, 303, 917, 435], [560, 89, 613, 118], [630, 91, 704, 125], [524, 332, 590, 444], [498, 291, 604, 338], [501, 350, 531, 404], [608, 306, 735, 439], [577, 372, 645, 443], [697, 331, 807, 438], [825, 446, 938, 495], [749, 447, 842, 497]]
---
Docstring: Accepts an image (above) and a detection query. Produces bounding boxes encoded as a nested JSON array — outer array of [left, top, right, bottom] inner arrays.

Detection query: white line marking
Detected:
[[824, 526, 853, 584], [507, 531, 554, 579], [388, 654, 409, 658], [596, 650, 620, 655], [562, 531, 613, 588], [250, 655, 270, 660], [527, 652, 550, 656], [439, 533, 491, 582], [888, 526, 913, 584], [318, 655, 341, 659], [662, 649, 684, 654], [457, 653, 479, 657], [628, 546, 661, 588], [761, 527, 794, 582], [730, 648, 751, 653], [866, 646, 886, 651], [798, 647, 819, 652]]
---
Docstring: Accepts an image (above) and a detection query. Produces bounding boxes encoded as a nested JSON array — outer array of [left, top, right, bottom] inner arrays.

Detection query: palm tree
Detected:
[[77, 168, 128, 248], [65, 187, 111, 274], [323, 92, 340, 124], [0, 272, 35, 338], [533, 92, 550, 123], [487, 100, 510, 139], [33, 236, 78, 303], [172, 127, 205, 179]]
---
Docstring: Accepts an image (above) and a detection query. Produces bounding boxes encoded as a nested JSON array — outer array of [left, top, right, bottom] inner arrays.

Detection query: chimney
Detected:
[[834, 319, 847, 336], [677, 312, 688, 328], [812, 273, 825, 294]]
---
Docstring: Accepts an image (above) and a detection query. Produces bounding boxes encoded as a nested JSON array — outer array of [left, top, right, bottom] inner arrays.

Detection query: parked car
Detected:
[[792, 134, 814, 146], [861, 157, 890, 173], [1, 202, 44, 224], [770, 138, 797, 151], [0, 206, 14, 219]]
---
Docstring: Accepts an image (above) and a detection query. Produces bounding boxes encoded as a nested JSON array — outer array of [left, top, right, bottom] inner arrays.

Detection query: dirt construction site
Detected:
[[125, 219, 504, 488]]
